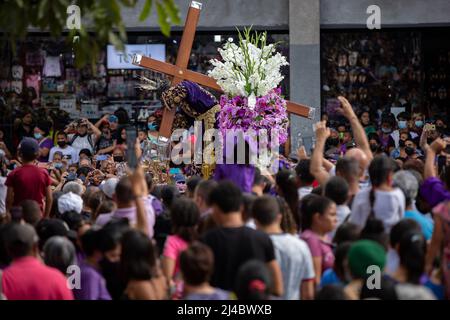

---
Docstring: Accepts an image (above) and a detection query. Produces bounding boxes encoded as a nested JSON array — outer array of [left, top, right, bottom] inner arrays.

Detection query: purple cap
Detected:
[[19, 137, 39, 156]]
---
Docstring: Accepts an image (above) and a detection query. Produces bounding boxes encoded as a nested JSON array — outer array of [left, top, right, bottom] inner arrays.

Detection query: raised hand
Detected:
[[337, 96, 356, 120], [315, 120, 331, 142]]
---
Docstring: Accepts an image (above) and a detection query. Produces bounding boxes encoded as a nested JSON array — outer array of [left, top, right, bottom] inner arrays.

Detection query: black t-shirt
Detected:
[[96, 136, 114, 153], [200, 226, 275, 291]]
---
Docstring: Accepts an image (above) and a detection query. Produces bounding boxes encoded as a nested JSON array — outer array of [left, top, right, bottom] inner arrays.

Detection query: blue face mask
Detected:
[[54, 162, 63, 169], [415, 120, 423, 128], [34, 133, 42, 140], [147, 122, 157, 131], [382, 127, 392, 134], [398, 121, 407, 129]]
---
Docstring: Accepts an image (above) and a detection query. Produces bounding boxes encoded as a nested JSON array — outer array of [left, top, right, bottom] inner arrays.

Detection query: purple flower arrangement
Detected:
[[218, 88, 289, 145]]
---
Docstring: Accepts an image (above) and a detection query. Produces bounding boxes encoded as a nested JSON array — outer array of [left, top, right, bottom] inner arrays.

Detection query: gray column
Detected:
[[288, 0, 321, 155]]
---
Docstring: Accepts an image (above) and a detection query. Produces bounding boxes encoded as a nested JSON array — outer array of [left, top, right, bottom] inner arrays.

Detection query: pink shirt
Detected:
[[163, 235, 188, 277], [2, 256, 74, 300], [300, 230, 335, 273]]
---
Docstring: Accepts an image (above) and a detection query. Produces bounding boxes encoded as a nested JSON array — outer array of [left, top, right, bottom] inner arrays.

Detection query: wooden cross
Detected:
[[132, 1, 315, 139]]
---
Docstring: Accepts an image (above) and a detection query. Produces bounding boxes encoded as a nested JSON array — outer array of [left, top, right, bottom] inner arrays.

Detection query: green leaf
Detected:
[[139, 0, 152, 21], [37, 0, 48, 21], [163, 0, 180, 25], [156, 1, 170, 36], [15, 0, 24, 8]]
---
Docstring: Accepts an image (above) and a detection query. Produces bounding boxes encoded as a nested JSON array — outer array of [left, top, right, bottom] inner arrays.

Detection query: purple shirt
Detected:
[[419, 177, 450, 208], [73, 262, 111, 300], [37, 137, 54, 162], [96, 205, 155, 238], [300, 230, 335, 273], [214, 164, 255, 193]]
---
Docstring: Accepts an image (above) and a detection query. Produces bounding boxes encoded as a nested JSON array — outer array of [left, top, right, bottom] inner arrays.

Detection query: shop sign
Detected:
[[107, 44, 165, 69]]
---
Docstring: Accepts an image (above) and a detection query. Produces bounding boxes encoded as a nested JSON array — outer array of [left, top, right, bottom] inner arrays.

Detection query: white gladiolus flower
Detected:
[[208, 29, 289, 102]]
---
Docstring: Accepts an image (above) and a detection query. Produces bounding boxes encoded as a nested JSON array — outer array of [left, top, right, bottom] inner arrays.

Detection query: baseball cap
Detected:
[[18, 137, 39, 157], [100, 177, 119, 199]]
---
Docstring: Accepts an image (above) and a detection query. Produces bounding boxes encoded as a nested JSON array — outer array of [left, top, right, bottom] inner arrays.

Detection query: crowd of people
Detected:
[[0, 94, 449, 300]]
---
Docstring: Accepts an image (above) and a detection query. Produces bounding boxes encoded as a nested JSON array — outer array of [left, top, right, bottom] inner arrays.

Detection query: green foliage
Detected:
[[0, 0, 180, 69]]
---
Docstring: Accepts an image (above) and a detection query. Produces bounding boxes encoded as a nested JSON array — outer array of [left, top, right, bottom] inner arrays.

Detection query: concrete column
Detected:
[[288, 0, 321, 155]]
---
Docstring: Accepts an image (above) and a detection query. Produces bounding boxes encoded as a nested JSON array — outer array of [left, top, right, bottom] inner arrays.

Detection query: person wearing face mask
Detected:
[[390, 112, 416, 149], [49, 132, 79, 165], [368, 133, 382, 156], [411, 113, 425, 136], [146, 114, 160, 144], [435, 117, 449, 137], [112, 147, 125, 163], [358, 111, 376, 137], [66, 118, 101, 155], [95, 124, 116, 156], [34, 121, 54, 163], [378, 116, 396, 154], [391, 132, 412, 160]]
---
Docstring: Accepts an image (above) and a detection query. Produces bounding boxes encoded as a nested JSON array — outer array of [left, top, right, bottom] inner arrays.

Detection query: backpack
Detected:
[[70, 134, 94, 152]]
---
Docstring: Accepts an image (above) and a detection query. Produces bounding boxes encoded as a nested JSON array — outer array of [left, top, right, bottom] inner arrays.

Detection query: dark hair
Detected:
[[276, 196, 298, 234], [36, 120, 51, 136], [79, 148, 92, 158], [186, 176, 202, 196], [235, 260, 271, 300], [298, 193, 319, 231], [242, 193, 256, 223], [252, 195, 279, 226], [20, 200, 41, 227], [363, 155, 396, 247], [295, 159, 315, 185], [50, 191, 64, 218], [86, 190, 104, 215], [209, 181, 243, 213], [170, 198, 200, 242], [97, 219, 130, 253], [324, 176, 349, 205], [115, 177, 135, 204], [276, 169, 299, 225], [93, 200, 116, 221], [390, 219, 421, 248], [60, 211, 83, 231], [315, 284, 347, 300], [19, 148, 38, 162], [398, 232, 426, 284], [35, 218, 69, 251], [360, 275, 398, 300], [57, 131, 68, 138], [195, 179, 218, 206], [336, 157, 359, 183], [114, 107, 130, 124], [81, 228, 101, 257], [120, 230, 157, 282], [253, 167, 264, 186], [180, 241, 214, 286], [333, 222, 361, 245], [301, 195, 334, 231], [161, 185, 180, 208], [4, 223, 37, 259], [333, 242, 352, 282]]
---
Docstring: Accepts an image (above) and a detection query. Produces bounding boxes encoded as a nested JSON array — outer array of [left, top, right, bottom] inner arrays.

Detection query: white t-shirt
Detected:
[[0, 176, 7, 215], [269, 233, 315, 300], [49, 145, 79, 165], [68, 134, 96, 154], [349, 188, 405, 233], [298, 186, 313, 200]]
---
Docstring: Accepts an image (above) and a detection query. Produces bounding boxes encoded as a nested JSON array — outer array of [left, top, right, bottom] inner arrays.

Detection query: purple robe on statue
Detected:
[[214, 163, 255, 193]]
